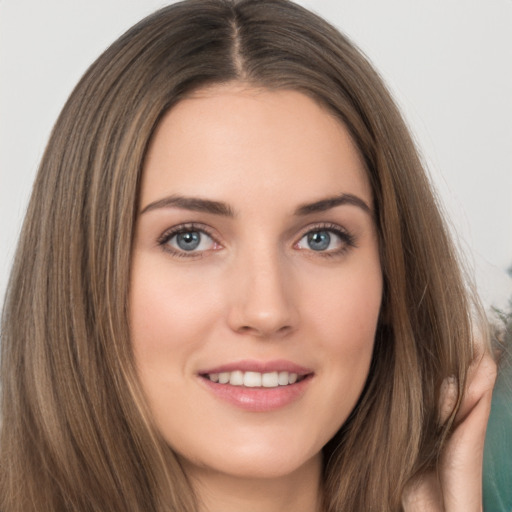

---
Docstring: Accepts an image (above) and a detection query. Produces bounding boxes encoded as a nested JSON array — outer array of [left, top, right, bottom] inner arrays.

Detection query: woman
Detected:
[[0, 0, 496, 510]]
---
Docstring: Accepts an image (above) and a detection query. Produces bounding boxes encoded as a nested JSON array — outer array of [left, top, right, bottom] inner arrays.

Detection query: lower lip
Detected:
[[199, 375, 313, 412]]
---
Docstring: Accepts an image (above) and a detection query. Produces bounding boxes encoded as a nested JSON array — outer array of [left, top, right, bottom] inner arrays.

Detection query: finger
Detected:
[[440, 387, 493, 511], [438, 348, 496, 427], [436, 349, 496, 511], [439, 375, 458, 425], [454, 353, 496, 425]]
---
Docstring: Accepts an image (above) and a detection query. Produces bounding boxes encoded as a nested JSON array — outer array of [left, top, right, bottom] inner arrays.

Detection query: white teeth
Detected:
[[206, 370, 304, 387], [278, 371, 289, 386], [229, 370, 244, 386], [244, 371, 262, 387], [262, 371, 278, 387], [218, 372, 230, 384]]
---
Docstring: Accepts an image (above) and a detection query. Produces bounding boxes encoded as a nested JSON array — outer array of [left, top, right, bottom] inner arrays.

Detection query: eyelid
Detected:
[[294, 222, 357, 255], [157, 222, 222, 257], [155, 221, 357, 259], [295, 222, 354, 241]]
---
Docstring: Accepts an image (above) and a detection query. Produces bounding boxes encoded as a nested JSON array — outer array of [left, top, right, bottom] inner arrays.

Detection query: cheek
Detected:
[[305, 255, 382, 348], [129, 257, 222, 371], [301, 259, 382, 421], [128, 259, 227, 439]]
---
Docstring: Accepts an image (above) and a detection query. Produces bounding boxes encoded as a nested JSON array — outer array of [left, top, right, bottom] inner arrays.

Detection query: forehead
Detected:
[[140, 84, 372, 212]]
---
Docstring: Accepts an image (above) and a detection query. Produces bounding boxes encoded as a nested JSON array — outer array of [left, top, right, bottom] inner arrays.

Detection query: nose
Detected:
[[226, 248, 299, 338]]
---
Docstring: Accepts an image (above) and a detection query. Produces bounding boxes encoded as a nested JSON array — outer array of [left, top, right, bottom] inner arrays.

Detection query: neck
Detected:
[[183, 454, 324, 512]]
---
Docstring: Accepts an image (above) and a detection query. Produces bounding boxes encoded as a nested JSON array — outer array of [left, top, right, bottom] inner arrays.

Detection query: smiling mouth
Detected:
[[201, 370, 310, 388], [199, 364, 314, 411]]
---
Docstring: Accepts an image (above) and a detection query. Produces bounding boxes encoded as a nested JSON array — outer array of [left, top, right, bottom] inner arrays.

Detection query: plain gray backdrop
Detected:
[[1, 0, 511, 310]]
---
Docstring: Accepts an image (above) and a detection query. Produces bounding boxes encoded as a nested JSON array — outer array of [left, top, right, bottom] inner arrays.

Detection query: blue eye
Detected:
[[159, 226, 217, 255], [175, 231, 202, 251], [306, 231, 331, 251], [296, 226, 355, 254]]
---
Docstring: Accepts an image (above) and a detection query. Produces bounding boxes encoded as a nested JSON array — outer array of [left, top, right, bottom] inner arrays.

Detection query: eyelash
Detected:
[[157, 222, 357, 259], [157, 223, 218, 258], [296, 222, 357, 258]]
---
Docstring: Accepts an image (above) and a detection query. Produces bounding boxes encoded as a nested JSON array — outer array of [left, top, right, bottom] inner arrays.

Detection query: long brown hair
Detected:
[[1, 1, 478, 510]]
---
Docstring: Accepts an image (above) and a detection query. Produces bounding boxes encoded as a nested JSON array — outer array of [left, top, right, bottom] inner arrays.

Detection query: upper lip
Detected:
[[198, 359, 313, 376]]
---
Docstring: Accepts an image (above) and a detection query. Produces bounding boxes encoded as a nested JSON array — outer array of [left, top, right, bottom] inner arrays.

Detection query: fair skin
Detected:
[[403, 348, 496, 511], [130, 84, 382, 512], [130, 83, 495, 511]]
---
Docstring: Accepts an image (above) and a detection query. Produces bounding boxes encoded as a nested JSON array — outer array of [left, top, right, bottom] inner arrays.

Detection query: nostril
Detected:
[[235, 324, 293, 337]]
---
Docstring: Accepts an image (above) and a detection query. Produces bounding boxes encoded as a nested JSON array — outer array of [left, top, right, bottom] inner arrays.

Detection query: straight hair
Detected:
[[1, 1, 479, 510]]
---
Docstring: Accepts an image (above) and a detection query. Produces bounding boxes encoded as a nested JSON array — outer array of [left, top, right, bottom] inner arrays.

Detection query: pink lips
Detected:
[[199, 359, 312, 375], [198, 359, 314, 412]]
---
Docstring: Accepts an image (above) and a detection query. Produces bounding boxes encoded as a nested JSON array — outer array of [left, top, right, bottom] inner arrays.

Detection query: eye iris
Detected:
[[307, 231, 331, 251], [176, 232, 201, 251]]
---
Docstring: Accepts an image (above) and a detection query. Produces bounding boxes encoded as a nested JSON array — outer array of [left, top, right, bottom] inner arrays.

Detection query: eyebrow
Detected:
[[140, 195, 235, 216], [140, 192, 371, 217], [294, 193, 372, 216]]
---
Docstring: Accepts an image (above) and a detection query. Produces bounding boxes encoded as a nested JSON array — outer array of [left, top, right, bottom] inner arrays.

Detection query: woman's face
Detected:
[[130, 84, 382, 481]]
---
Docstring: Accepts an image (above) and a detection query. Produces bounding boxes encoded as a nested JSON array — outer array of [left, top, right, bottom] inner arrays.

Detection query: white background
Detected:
[[1, 0, 511, 311]]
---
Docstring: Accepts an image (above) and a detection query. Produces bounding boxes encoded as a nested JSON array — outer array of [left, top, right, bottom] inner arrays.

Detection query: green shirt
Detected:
[[483, 361, 512, 511]]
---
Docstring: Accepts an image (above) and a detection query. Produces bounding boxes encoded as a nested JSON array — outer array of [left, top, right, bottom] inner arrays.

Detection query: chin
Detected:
[[183, 451, 321, 481], [173, 428, 325, 481]]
